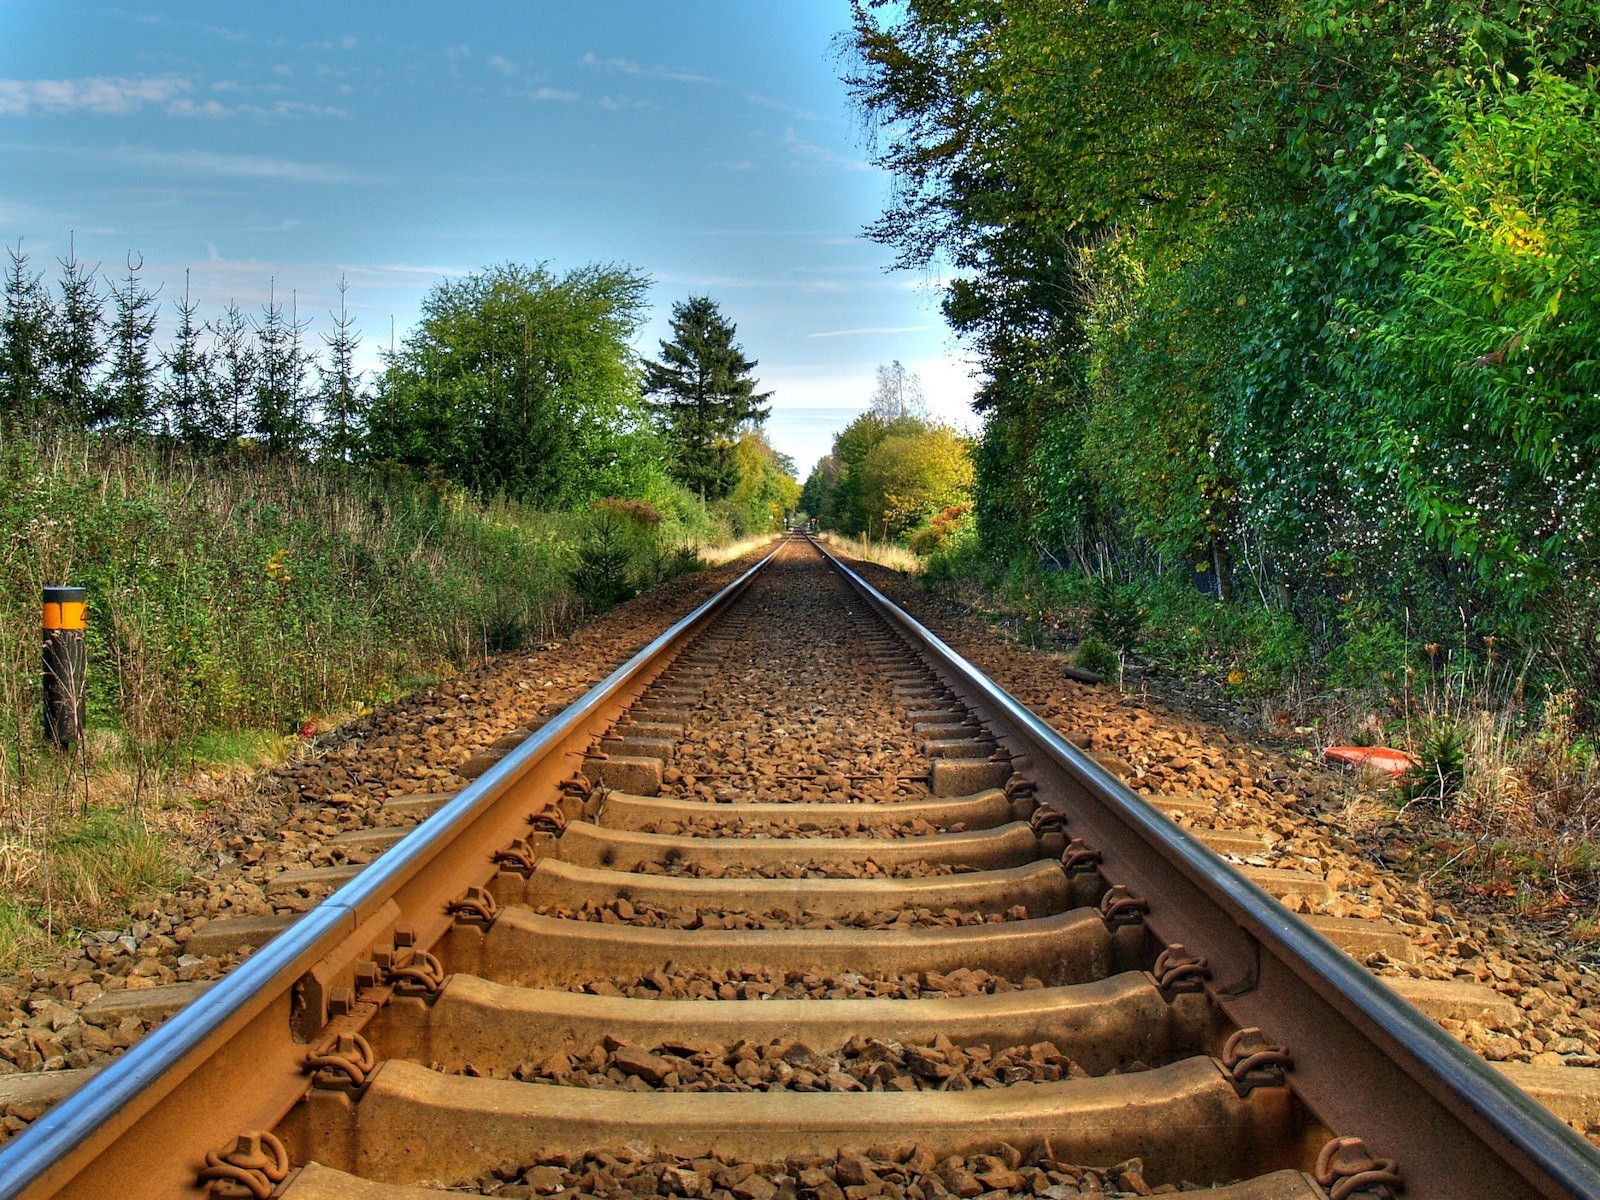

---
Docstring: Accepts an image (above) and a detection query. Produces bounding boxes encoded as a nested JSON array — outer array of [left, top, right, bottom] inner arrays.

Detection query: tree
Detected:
[[254, 283, 314, 455], [96, 254, 160, 434], [383, 261, 653, 504], [211, 302, 257, 445], [1, 240, 53, 424], [162, 271, 215, 445], [868, 360, 927, 421], [858, 425, 975, 538], [644, 295, 772, 500], [319, 276, 366, 462], [48, 237, 102, 422], [725, 431, 801, 534]]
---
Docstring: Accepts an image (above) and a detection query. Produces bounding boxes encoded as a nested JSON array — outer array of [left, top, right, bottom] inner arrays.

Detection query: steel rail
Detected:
[[0, 541, 786, 1200], [815, 537, 1600, 1200]]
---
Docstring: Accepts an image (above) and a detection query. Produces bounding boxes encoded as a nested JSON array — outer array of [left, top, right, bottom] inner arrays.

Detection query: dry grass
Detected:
[[697, 534, 782, 567], [817, 533, 924, 575]]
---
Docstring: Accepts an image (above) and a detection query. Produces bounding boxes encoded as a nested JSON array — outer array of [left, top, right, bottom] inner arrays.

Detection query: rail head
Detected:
[[813, 536, 1600, 1200], [0, 539, 788, 1200]]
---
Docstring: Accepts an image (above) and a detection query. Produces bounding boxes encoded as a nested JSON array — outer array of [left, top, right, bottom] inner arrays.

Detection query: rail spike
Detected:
[[1097, 883, 1149, 928], [527, 804, 568, 836], [494, 836, 539, 874], [197, 1130, 289, 1200], [1152, 943, 1210, 997], [303, 1031, 378, 1091], [1222, 1027, 1294, 1096], [1060, 837, 1102, 876], [1315, 1136, 1403, 1200], [1028, 806, 1066, 837], [384, 944, 446, 997], [446, 885, 500, 927]]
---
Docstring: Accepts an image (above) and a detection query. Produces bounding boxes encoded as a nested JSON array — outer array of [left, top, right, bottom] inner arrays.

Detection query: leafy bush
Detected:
[[1073, 635, 1118, 679]]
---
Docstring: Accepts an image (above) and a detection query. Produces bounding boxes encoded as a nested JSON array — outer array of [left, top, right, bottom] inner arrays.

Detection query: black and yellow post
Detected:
[[42, 585, 87, 750]]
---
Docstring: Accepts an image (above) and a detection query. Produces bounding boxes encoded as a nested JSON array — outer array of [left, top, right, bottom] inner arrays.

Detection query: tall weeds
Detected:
[[0, 428, 594, 968]]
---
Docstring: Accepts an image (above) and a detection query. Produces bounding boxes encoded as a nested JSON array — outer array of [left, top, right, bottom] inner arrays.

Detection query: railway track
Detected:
[[2, 534, 1599, 1199]]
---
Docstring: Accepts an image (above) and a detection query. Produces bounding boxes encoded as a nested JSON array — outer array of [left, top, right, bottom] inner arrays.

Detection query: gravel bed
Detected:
[[531, 900, 1032, 931], [447, 1144, 1208, 1198], [634, 817, 963, 839], [449, 1033, 1155, 1092], [660, 555, 940, 807], [630, 861, 961, 881], [0, 553, 771, 1104], [573, 967, 1046, 1002], [852, 561, 1600, 1082]]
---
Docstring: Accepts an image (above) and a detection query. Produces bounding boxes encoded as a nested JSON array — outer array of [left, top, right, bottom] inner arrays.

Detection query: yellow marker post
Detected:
[[42, 585, 87, 750]]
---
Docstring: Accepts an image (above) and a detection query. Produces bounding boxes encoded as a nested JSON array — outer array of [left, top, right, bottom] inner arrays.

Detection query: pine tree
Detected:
[[1, 240, 54, 424], [211, 302, 257, 445], [48, 236, 103, 424], [318, 276, 365, 462], [162, 271, 215, 445], [254, 282, 313, 454], [643, 295, 772, 500], [97, 254, 160, 434]]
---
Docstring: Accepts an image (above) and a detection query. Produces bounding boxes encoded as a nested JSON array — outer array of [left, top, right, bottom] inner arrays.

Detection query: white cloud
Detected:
[[114, 146, 373, 185], [599, 94, 651, 111], [580, 52, 716, 85], [780, 128, 869, 172], [807, 325, 933, 339], [0, 75, 191, 117], [165, 97, 350, 119], [531, 87, 580, 103], [487, 55, 518, 76]]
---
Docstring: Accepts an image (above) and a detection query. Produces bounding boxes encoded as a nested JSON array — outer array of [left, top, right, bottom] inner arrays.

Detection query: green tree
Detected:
[[382, 261, 653, 504], [254, 284, 314, 455], [644, 295, 772, 500], [211, 302, 257, 445], [96, 255, 160, 435], [857, 425, 975, 539], [48, 239, 103, 423], [162, 271, 215, 446], [724, 431, 801, 534], [319, 276, 366, 463], [1, 241, 53, 425]]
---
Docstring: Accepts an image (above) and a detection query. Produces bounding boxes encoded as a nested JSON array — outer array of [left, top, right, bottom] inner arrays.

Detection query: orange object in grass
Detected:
[[1324, 745, 1419, 776]]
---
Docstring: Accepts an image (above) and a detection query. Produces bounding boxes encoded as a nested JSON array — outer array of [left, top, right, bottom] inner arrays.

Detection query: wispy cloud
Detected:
[[599, 94, 652, 111], [746, 93, 822, 121], [807, 325, 933, 339], [530, 87, 580, 103], [781, 129, 869, 172], [0, 75, 191, 117], [165, 97, 349, 120], [581, 52, 716, 85], [115, 146, 373, 185], [487, 55, 518, 76]]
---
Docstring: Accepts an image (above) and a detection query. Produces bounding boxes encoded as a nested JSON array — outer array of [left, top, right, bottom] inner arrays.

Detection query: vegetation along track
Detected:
[[3, 536, 1599, 1200]]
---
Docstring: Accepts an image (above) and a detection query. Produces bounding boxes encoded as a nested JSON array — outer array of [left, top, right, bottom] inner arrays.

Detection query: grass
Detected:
[[0, 428, 777, 974], [925, 550, 1600, 936], [818, 533, 924, 574], [697, 533, 781, 568]]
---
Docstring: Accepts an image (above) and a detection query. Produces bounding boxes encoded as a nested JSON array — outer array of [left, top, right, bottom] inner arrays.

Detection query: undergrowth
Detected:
[[924, 552, 1600, 934], [0, 429, 739, 971]]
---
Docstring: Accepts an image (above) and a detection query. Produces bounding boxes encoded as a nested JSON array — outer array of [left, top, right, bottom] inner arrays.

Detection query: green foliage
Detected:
[[644, 296, 773, 501], [806, 397, 976, 542], [846, 0, 1600, 716], [369, 261, 657, 506], [1086, 576, 1144, 655], [1073, 636, 1119, 680], [0, 430, 583, 780], [1406, 718, 1469, 806], [569, 509, 638, 611]]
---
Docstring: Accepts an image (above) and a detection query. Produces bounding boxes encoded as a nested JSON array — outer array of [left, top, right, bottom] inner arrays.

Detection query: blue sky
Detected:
[[0, 1, 976, 474]]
